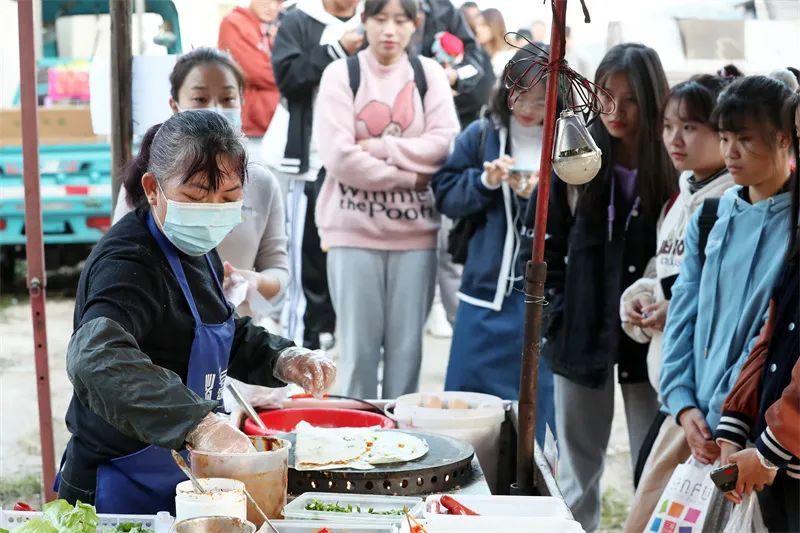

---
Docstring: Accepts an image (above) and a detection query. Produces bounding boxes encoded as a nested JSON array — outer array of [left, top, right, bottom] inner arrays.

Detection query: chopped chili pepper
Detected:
[[440, 495, 479, 515]]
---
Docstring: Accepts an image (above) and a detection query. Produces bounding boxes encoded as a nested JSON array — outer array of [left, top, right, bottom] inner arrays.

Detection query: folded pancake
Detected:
[[294, 422, 374, 471]]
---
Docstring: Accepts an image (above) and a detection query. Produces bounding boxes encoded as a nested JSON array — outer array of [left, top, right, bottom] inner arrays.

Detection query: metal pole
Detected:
[[32, 0, 43, 61], [514, 0, 567, 495], [135, 0, 146, 55], [17, 0, 57, 502], [110, 0, 133, 214]]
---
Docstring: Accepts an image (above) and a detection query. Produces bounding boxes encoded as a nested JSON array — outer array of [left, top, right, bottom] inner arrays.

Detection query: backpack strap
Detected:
[[698, 197, 720, 267], [346, 53, 427, 111], [346, 54, 360, 99], [408, 54, 428, 110]]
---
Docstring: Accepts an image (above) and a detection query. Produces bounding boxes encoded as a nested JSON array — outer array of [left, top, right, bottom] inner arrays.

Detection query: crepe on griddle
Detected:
[[294, 422, 428, 471]]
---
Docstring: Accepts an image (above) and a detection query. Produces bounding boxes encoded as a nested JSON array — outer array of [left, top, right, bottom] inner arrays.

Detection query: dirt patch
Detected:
[[0, 298, 75, 481]]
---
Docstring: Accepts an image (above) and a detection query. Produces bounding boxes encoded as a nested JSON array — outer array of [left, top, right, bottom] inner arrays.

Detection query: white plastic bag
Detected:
[[722, 493, 767, 533], [222, 270, 277, 330], [223, 271, 249, 307], [645, 458, 717, 532], [246, 280, 276, 317]]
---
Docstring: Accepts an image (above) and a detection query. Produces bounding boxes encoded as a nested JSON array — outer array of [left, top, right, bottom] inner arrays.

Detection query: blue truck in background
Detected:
[[0, 0, 181, 283]]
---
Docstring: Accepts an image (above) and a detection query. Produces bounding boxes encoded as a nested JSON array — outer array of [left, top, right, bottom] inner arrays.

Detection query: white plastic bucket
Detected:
[[174, 478, 247, 523], [385, 392, 505, 488]]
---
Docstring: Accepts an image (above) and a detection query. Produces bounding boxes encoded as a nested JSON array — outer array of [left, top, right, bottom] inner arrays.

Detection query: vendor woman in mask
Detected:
[[57, 110, 335, 514]]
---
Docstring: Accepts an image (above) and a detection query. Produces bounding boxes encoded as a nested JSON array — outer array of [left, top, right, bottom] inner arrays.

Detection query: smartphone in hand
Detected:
[[710, 464, 739, 492]]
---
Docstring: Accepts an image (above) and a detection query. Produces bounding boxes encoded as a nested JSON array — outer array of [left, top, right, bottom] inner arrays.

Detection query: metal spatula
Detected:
[[171, 450, 206, 494]]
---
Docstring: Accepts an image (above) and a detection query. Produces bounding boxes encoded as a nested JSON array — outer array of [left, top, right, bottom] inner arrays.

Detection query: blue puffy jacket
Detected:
[[432, 117, 529, 311]]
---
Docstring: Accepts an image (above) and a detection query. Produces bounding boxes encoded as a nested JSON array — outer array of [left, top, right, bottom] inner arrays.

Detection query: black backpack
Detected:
[[697, 197, 720, 267], [346, 53, 428, 107], [446, 119, 490, 265]]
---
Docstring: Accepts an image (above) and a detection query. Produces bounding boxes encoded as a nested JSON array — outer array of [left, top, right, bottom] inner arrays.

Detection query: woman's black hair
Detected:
[[718, 64, 744, 79], [487, 44, 549, 129], [783, 93, 799, 263], [169, 47, 245, 101], [363, 0, 419, 20], [663, 74, 734, 128], [711, 75, 792, 144], [123, 110, 248, 208], [582, 43, 677, 221], [787, 67, 800, 88]]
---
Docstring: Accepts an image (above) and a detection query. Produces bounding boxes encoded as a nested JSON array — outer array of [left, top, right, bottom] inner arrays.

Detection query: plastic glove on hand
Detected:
[[186, 412, 256, 453], [274, 348, 336, 398]]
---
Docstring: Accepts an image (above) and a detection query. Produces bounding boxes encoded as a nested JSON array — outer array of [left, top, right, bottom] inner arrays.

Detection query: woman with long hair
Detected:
[[313, 0, 459, 398], [432, 45, 555, 445], [538, 43, 676, 531], [474, 8, 515, 76]]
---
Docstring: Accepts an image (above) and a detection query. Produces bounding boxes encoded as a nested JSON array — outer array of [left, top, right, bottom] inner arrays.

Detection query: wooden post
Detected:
[[17, 0, 56, 502], [110, 0, 133, 214], [513, 0, 568, 495]]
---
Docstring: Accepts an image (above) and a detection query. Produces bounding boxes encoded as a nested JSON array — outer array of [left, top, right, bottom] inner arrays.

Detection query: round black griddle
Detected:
[[279, 430, 475, 496]]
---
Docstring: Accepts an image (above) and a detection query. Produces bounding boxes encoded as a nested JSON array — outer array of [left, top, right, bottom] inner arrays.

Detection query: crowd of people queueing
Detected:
[[70, 0, 799, 530]]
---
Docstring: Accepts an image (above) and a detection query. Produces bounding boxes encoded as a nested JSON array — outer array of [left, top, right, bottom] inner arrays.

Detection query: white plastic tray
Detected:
[[424, 494, 571, 519], [400, 516, 585, 533], [0, 510, 173, 532], [283, 493, 423, 525], [269, 519, 397, 532]]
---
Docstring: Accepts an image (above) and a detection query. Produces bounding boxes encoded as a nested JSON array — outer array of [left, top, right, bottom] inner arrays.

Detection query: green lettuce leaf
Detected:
[[14, 518, 57, 533], [55, 500, 99, 533], [18, 499, 99, 533]]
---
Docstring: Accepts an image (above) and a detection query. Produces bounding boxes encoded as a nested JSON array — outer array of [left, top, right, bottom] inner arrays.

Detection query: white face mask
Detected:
[[155, 183, 242, 256], [177, 105, 242, 132]]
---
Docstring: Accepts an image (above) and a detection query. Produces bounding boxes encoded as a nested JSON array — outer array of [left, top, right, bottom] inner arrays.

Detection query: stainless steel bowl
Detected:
[[174, 516, 256, 533]]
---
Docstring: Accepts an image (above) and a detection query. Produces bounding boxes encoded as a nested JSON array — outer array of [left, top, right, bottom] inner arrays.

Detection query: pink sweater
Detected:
[[313, 50, 460, 251]]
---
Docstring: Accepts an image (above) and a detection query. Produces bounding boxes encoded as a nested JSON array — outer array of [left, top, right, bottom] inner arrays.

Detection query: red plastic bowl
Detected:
[[242, 408, 395, 436]]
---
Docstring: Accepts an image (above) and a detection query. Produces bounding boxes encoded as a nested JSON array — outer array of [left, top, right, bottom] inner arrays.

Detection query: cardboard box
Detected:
[[0, 106, 102, 147]]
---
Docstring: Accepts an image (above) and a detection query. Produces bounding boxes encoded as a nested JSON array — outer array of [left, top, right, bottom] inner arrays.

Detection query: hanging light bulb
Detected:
[[552, 109, 602, 185]]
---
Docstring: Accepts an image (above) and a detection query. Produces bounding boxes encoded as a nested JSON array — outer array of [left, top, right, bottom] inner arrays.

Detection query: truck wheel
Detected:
[[0, 250, 15, 286]]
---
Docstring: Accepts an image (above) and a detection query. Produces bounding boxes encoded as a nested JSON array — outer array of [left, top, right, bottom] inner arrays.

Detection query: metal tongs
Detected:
[[227, 381, 269, 433]]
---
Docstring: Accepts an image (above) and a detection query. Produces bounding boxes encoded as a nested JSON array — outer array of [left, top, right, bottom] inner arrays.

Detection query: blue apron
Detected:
[[65, 213, 235, 515], [445, 291, 555, 447]]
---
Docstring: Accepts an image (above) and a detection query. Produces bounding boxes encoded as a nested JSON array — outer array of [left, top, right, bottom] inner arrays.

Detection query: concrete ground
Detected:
[[0, 297, 634, 528]]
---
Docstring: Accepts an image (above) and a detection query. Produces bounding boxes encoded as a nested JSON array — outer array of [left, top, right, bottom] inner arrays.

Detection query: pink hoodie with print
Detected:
[[313, 49, 460, 251]]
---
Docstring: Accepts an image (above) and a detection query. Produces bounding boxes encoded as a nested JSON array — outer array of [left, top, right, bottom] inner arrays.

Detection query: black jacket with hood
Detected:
[[415, 0, 489, 127], [271, 0, 359, 175], [521, 162, 665, 388]]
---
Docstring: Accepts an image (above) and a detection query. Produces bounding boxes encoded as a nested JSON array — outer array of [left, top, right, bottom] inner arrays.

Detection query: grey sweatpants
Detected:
[[554, 371, 659, 533], [327, 247, 437, 399]]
